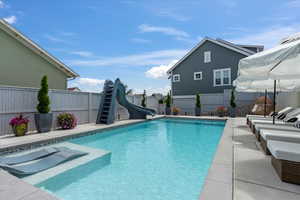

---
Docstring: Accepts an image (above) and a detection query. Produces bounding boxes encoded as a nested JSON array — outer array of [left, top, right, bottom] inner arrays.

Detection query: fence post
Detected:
[[88, 93, 92, 123]]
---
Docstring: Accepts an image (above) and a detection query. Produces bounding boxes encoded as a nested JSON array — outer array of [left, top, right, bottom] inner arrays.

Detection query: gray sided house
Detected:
[[167, 37, 264, 115]]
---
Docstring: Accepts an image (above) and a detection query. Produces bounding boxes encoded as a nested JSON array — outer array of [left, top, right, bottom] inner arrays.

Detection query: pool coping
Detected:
[[0, 115, 230, 200], [199, 118, 233, 200]]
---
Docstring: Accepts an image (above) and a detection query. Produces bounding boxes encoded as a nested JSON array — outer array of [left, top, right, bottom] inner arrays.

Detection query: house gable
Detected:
[[171, 40, 247, 95], [0, 20, 78, 78], [167, 37, 253, 74]]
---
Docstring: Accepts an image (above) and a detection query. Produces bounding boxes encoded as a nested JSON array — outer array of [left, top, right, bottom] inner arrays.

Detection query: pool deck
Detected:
[[1, 116, 300, 200]]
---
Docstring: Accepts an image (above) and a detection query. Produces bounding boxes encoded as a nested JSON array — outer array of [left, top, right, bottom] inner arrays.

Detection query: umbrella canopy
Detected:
[[237, 39, 300, 81], [234, 79, 300, 92]]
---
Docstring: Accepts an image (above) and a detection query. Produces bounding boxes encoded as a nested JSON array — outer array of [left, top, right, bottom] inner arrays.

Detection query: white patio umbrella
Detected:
[[237, 39, 300, 81], [236, 36, 300, 124]]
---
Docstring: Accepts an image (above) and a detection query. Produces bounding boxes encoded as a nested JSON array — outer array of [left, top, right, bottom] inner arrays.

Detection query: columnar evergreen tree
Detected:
[[165, 92, 171, 108], [37, 76, 50, 113], [141, 90, 146, 107], [196, 93, 201, 108], [230, 89, 236, 108]]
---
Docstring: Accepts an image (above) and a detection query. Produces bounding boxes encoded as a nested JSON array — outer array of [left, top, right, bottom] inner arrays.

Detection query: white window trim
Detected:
[[194, 72, 203, 80], [173, 74, 180, 82], [213, 68, 231, 87], [204, 51, 211, 63]]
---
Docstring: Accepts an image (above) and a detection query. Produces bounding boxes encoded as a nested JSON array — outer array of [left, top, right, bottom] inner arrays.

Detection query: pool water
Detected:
[[37, 119, 225, 200]]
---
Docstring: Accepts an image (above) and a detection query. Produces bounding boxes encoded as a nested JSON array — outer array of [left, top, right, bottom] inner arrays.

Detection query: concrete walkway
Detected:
[[233, 118, 300, 200]]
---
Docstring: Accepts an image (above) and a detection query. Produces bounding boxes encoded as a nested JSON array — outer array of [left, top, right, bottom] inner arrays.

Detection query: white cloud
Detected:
[[70, 51, 94, 57], [131, 38, 151, 44], [44, 34, 66, 43], [3, 15, 17, 24], [68, 78, 105, 93], [145, 60, 178, 79], [0, 0, 4, 8], [229, 24, 300, 48], [156, 10, 190, 22], [67, 49, 187, 67], [139, 24, 189, 38], [286, 0, 300, 8]]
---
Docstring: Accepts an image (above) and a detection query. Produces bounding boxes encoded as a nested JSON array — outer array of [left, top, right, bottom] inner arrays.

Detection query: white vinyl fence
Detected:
[[0, 86, 101, 136], [0, 86, 161, 136], [173, 89, 262, 116]]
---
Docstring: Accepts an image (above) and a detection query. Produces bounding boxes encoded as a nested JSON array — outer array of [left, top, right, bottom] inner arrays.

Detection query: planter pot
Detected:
[[173, 112, 178, 115], [12, 123, 28, 137], [165, 107, 171, 115], [217, 112, 225, 117], [34, 113, 53, 133], [195, 107, 201, 116], [228, 107, 236, 118]]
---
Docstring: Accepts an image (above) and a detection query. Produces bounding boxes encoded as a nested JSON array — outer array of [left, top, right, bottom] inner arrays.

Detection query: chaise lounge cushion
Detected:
[[260, 129, 300, 143], [268, 140, 300, 162]]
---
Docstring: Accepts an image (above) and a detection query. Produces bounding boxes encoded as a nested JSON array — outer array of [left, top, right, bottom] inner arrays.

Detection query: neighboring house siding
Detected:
[[0, 29, 68, 90], [172, 40, 246, 95]]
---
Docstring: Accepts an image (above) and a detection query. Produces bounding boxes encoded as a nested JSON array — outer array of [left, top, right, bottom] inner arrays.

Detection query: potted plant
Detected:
[[141, 90, 146, 108], [172, 107, 180, 115], [35, 75, 53, 133], [165, 93, 171, 115], [216, 106, 226, 117], [9, 114, 29, 137], [229, 89, 237, 117], [57, 113, 77, 129], [195, 93, 201, 116]]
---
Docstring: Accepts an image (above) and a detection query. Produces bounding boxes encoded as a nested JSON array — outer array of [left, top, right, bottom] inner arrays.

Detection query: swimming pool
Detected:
[[37, 118, 225, 200]]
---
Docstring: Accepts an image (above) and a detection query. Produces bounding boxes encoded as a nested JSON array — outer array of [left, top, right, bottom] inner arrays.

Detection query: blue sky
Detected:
[[1, 0, 300, 94]]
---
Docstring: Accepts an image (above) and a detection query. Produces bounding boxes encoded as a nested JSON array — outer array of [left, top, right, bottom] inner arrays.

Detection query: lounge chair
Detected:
[[259, 129, 300, 155], [268, 140, 300, 184], [253, 122, 299, 139], [249, 109, 300, 136], [0, 147, 87, 176], [247, 107, 294, 125], [0, 147, 59, 165]]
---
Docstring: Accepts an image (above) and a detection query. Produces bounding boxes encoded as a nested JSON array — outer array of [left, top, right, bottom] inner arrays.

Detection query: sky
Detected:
[[1, 0, 300, 94]]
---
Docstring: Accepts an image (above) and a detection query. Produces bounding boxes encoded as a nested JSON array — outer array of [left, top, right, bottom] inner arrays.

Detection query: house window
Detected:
[[213, 68, 231, 86], [204, 51, 211, 63], [194, 72, 202, 80], [173, 74, 180, 82]]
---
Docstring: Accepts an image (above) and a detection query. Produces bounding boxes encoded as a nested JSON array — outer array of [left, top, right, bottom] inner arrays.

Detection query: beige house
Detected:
[[0, 20, 78, 90]]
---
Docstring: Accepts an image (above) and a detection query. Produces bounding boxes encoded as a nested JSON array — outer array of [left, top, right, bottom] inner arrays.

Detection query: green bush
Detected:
[[141, 90, 146, 107], [196, 93, 201, 108], [37, 76, 50, 113], [158, 98, 164, 104], [165, 93, 171, 107], [230, 89, 236, 108], [57, 113, 77, 129]]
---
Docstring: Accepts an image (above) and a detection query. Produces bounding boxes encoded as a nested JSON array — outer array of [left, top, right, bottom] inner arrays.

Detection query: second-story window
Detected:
[[194, 72, 202, 80], [213, 68, 231, 86], [204, 51, 211, 63], [173, 74, 180, 82]]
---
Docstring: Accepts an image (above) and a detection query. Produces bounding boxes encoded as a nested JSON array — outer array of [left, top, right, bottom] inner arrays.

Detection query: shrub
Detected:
[[37, 76, 50, 113], [57, 113, 77, 129], [196, 93, 201, 108], [172, 107, 180, 115], [158, 98, 164, 104], [230, 89, 236, 108], [141, 90, 146, 107], [216, 106, 226, 113], [165, 93, 171, 107], [10, 114, 29, 126]]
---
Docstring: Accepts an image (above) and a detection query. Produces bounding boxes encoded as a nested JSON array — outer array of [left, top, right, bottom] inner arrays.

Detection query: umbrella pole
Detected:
[[273, 80, 277, 124], [264, 89, 267, 117]]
